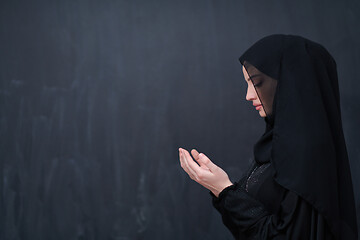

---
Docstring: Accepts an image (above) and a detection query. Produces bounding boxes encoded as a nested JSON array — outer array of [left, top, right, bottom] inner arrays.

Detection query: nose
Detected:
[[246, 84, 257, 101]]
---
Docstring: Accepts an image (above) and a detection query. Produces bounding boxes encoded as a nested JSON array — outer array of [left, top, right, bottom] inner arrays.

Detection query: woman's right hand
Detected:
[[179, 148, 233, 197]]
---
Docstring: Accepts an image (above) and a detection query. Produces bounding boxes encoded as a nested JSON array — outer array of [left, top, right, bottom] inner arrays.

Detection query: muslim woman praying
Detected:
[[178, 34, 358, 239]]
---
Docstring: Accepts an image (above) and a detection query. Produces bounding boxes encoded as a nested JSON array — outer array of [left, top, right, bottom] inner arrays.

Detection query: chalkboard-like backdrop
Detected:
[[1, 0, 359, 239]]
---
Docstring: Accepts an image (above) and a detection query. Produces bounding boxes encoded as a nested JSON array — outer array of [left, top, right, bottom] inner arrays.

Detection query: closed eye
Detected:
[[253, 81, 263, 87]]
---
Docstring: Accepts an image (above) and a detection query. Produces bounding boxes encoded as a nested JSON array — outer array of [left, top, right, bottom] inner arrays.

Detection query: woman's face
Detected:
[[242, 65, 266, 117]]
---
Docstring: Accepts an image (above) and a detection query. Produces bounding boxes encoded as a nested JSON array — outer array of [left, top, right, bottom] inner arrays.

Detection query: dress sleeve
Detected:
[[210, 182, 334, 239]]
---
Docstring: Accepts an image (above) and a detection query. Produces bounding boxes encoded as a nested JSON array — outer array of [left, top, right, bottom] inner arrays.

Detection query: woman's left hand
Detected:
[[179, 148, 233, 197]]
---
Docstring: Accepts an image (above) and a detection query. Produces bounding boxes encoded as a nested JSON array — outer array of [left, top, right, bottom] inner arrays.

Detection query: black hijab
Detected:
[[239, 34, 358, 239]]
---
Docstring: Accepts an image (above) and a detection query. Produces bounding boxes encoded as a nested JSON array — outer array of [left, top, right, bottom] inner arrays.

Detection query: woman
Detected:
[[178, 34, 358, 239]]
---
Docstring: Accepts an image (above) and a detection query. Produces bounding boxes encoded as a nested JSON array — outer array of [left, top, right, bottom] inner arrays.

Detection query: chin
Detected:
[[259, 111, 266, 118]]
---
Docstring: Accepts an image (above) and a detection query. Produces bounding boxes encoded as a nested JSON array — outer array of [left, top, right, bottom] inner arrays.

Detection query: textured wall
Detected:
[[0, 0, 359, 239]]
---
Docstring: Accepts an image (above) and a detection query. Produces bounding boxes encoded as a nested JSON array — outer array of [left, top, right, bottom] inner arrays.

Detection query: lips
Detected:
[[253, 104, 262, 110]]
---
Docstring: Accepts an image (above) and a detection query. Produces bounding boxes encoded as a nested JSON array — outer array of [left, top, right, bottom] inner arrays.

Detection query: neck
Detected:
[[265, 114, 274, 128]]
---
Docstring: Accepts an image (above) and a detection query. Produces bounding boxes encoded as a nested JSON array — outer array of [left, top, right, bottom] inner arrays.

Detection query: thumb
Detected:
[[191, 149, 200, 161], [198, 153, 218, 172], [192, 149, 210, 170]]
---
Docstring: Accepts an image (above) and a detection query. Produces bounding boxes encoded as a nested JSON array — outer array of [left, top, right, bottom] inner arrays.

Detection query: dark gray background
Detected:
[[1, 0, 359, 239]]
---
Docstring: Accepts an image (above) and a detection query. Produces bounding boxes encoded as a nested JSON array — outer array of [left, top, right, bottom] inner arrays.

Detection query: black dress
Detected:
[[210, 161, 335, 239], [228, 34, 358, 239]]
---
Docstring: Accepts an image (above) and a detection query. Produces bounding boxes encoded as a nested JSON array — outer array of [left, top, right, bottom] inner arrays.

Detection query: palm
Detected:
[[179, 148, 233, 197]]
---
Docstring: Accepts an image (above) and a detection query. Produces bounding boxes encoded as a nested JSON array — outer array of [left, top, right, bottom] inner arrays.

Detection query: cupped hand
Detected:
[[179, 147, 233, 197]]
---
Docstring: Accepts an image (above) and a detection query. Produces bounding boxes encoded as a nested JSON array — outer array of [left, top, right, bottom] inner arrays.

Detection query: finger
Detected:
[[191, 149, 210, 170], [183, 149, 203, 175], [191, 149, 200, 161], [179, 148, 197, 179], [179, 148, 190, 174], [198, 152, 218, 172]]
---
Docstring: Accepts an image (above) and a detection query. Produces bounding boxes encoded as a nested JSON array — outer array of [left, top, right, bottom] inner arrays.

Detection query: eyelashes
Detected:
[[253, 81, 263, 87]]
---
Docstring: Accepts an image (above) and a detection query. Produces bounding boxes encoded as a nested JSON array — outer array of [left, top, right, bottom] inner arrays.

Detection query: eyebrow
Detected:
[[247, 74, 262, 81]]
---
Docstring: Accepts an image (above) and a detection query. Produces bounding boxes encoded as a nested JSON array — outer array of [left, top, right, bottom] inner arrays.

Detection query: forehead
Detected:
[[242, 65, 249, 78]]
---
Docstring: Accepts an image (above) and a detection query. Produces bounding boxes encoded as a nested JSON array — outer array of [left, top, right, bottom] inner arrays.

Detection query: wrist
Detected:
[[213, 180, 233, 197]]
